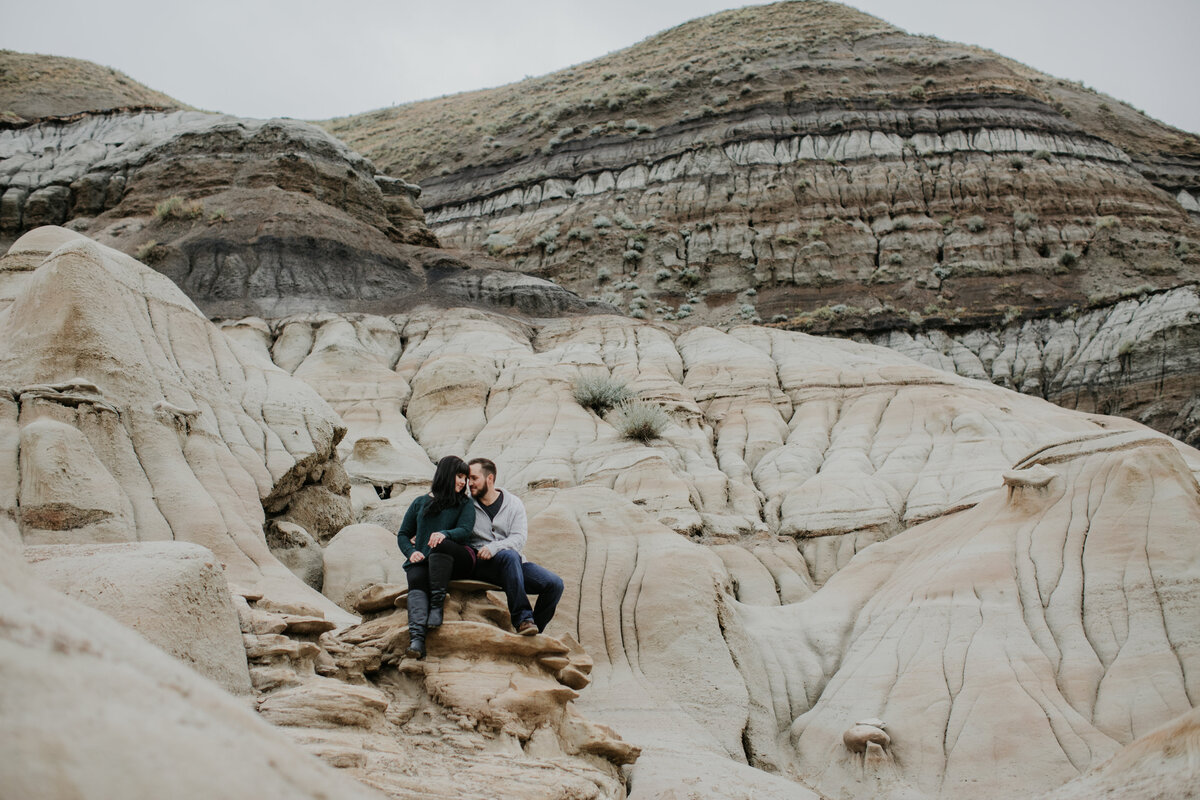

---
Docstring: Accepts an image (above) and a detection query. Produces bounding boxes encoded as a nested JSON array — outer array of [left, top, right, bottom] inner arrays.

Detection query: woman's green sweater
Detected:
[[396, 495, 476, 559]]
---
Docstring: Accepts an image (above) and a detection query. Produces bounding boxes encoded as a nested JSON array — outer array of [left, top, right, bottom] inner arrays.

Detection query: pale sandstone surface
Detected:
[[240, 576, 637, 799], [0, 522, 387, 800], [24, 540, 252, 695], [521, 486, 818, 799], [254, 304, 1199, 798], [734, 431, 1200, 798], [264, 519, 325, 589], [0, 228, 353, 622], [266, 306, 1191, 583], [321, 522, 409, 610], [1038, 705, 1200, 800], [3, 230, 1198, 798]]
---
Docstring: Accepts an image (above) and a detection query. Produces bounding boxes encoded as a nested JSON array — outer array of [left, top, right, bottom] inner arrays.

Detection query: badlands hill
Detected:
[[324, 0, 1200, 330], [0, 50, 184, 123], [2, 227, 1199, 800]]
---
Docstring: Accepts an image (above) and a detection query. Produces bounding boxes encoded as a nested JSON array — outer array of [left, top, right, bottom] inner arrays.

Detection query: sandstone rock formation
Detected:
[[226, 294, 1199, 798], [869, 284, 1200, 446], [235, 578, 638, 799], [1039, 706, 1200, 800], [0, 226, 352, 619], [5, 214, 1199, 796], [4, 39, 1193, 446], [24, 540, 253, 695], [0, 230, 641, 799], [325, 1, 1200, 337], [0, 521, 387, 800]]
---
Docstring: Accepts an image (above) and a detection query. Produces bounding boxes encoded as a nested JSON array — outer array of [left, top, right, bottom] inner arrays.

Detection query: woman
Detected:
[[396, 454, 477, 659]]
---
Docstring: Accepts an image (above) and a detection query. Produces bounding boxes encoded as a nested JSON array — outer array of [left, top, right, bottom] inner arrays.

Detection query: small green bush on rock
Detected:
[[573, 375, 633, 415], [154, 196, 203, 222], [611, 401, 670, 443]]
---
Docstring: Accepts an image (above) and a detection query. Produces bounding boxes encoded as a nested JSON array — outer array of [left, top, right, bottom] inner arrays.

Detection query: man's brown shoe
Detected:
[[517, 621, 538, 636]]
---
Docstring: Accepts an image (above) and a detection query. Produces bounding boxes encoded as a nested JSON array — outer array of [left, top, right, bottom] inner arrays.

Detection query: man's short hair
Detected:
[[468, 457, 497, 479]]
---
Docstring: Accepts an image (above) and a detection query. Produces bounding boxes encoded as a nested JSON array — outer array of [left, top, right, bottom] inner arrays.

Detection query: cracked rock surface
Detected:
[[3, 230, 1198, 800], [232, 299, 1199, 798]]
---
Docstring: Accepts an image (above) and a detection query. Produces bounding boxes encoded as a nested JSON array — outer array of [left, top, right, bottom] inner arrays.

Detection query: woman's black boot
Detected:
[[405, 589, 429, 659], [426, 553, 454, 628]]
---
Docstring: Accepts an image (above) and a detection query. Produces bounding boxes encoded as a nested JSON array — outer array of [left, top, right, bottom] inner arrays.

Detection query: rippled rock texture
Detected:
[[869, 285, 1200, 446], [4, 203, 1198, 798], [227, 294, 1200, 798]]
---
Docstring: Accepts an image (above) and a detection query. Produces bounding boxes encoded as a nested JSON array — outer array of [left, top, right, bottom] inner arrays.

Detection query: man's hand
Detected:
[[478, 546, 493, 560], [408, 551, 425, 564], [428, 531, 446, 547]]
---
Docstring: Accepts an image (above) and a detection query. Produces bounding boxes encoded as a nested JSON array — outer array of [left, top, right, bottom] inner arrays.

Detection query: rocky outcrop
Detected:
[[4, 233, 1199, 799], [0, 524, 386, 800], [233, 301, 1199, 798], [0, 110, 434, 311], [868, 284, 1200, 446], [237, 579, 637, 798], [24, 541, 253, 695], [744, 430, 1200, 798], [0, 227, 351, 618], [0, 108, 605, 319], [327, 1, 1200, 330], [1039, 705, 1200, 800]]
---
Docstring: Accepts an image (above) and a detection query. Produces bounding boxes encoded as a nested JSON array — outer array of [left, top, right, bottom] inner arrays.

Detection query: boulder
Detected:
[[322, 523, 408, 611], [0, 523, 384, 800], [264, 520, 323, 590], [24, 541, 252, 695]]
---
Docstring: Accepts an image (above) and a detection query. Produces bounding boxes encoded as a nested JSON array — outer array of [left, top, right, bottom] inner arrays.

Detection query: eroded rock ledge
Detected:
[[238, 582, 637, 798]]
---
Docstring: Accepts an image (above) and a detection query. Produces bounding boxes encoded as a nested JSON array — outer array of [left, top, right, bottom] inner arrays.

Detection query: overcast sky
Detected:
[[2, 0, 1197, 133]]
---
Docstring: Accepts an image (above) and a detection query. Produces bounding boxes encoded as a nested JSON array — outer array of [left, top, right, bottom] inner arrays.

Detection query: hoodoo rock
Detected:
[[3, 4, 1200, 793]]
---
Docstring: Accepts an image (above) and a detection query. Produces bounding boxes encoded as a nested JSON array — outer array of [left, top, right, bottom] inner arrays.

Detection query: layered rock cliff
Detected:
[[0, 231, 636, 800], [0, 108, 601, 318], [325, 1, 1200, 330]]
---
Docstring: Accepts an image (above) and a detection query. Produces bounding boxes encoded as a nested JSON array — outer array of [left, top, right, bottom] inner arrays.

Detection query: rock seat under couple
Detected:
[[238, 582, 636, 792], [348, 579, 595, 692]]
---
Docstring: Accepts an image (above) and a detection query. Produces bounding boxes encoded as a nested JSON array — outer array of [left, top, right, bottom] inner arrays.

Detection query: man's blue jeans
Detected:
[[474, 549, 563, 632]]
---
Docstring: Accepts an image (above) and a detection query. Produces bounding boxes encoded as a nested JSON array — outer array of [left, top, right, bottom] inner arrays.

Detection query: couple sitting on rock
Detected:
[[396, 455, 564, 659]]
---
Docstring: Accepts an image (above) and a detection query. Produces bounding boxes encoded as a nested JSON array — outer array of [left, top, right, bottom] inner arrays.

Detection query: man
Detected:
[[466, 458, 563, 636]]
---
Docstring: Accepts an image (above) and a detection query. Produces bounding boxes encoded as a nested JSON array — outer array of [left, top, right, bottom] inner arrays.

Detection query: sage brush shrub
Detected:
[[611, 401, 669, 443], [154, 196, 203, 222], [573, 375, 633, 415]]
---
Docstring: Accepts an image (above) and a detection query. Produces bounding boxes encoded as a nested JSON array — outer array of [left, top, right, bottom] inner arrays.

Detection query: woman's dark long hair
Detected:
[[425, 455, 469, 517]]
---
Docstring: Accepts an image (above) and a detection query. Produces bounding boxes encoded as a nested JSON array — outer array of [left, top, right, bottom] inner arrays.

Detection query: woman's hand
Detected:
[[428, 531, 446, 548], [408, 551, 425, 564]]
